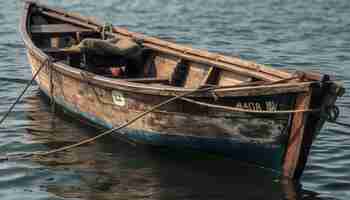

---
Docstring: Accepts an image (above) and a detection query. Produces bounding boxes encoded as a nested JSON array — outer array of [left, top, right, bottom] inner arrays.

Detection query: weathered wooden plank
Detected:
[[145, 43, 280, 82], [121, 77, 169, 84], [31, 24, 94, 34], [50, 62, 312, 97], [217, 70, 251, 86], [153, 53, 179, 79], [41, 11, 99, 31], [110, 29, 292, 80], [27, 48, 312, 98], [183, 62, 210, 88], [282, 92, 311, 178]]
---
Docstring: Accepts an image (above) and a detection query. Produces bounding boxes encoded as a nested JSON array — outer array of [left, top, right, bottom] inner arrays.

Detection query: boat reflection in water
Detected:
[[24, 91, 325, 200]]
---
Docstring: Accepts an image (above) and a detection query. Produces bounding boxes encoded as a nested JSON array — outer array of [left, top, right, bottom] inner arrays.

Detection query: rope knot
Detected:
[[102, 22, 113, 40]]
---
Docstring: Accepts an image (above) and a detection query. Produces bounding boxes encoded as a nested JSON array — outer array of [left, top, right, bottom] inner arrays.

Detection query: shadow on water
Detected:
[[21, 91, 330, 200]]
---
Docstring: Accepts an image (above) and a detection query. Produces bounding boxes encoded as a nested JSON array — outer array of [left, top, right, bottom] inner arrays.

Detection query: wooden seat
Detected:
[[31, 24, 94, 34], [122, 77, 169, 84], [43, 47, 75, 53]]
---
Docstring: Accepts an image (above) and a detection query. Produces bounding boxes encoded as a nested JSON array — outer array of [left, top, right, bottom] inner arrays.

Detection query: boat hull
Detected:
[[45, 89, 290, 171], [28, 51, 296, 172], [21, 1, 344, 180]]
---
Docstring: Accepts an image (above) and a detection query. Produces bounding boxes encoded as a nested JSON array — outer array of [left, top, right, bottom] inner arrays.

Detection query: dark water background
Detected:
[[0, 0, 349, 199]]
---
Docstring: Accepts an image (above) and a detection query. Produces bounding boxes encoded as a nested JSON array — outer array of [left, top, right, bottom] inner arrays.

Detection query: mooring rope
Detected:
[[0, 85, 215, 161], [0, 58, 50, 127], [180, 97, 320, 114]]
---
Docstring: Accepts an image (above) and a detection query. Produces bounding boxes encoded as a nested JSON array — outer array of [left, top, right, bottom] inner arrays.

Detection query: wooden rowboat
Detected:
[[21, 1, 344, 179]]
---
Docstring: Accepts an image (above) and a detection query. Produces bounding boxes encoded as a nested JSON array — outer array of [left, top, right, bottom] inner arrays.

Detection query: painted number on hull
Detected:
[[235, 101, 278, 111], [112, 91, 126, 106]]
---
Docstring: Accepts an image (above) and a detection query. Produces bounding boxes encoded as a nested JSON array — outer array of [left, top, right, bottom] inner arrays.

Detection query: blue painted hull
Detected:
[[40, 89, 286, 172]]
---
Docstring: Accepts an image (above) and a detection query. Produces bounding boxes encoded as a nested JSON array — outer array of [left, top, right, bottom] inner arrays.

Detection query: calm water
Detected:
[[0, 0, 349, 199]]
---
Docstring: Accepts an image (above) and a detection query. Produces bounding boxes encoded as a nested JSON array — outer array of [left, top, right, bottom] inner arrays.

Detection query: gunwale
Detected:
[[21, 1, 318, 97]]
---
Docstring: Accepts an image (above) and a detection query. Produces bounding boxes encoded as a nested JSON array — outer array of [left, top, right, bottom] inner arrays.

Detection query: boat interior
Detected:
[[28, 5, 306, 89]]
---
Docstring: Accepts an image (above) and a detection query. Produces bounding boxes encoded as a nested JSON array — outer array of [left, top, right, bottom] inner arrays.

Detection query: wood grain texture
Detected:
[[217, 70, 250, 86], [153, 53, 179, 79], [31, 24, 93, 34], [282, 92, 311, 178], [183, 62, 210, 88]]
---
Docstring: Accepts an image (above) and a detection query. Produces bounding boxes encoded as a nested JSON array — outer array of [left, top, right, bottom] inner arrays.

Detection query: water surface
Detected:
[[0, 0, 349, 199]]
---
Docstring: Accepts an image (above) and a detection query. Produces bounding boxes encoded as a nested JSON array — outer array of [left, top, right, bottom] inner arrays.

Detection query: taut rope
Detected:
[[180, 97, 320, 114], [0, 58, 50, 126]]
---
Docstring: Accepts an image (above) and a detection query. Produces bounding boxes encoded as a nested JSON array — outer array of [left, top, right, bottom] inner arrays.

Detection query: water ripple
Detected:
[[0, 0, 349, 199]]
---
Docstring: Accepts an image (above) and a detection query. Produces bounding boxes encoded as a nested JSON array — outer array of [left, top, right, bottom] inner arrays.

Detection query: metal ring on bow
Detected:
[[326, 105, 340, 123]]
